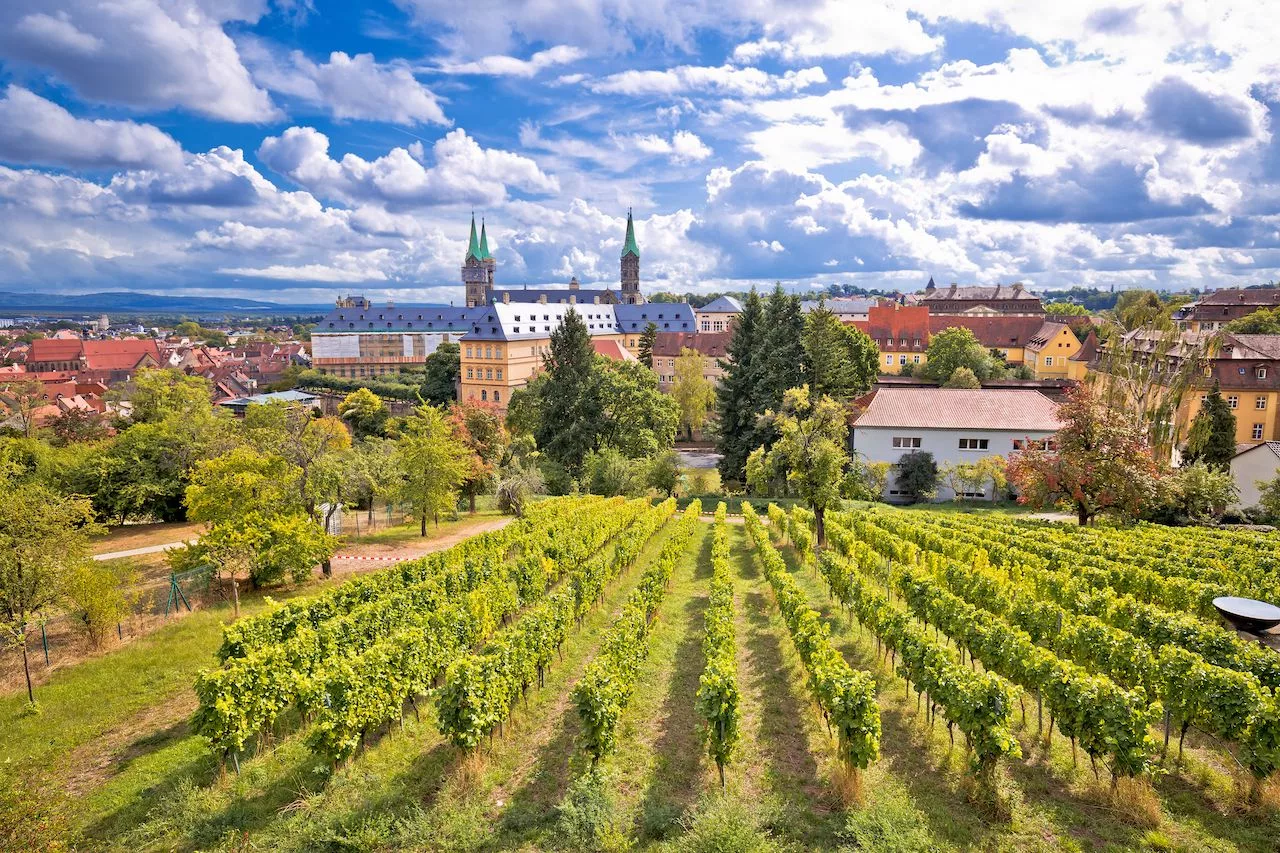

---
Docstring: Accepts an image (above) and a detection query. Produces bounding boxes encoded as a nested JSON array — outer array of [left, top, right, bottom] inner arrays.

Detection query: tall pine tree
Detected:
[[715, 288, 764, 481], [801, 299, 879, 400], [1183, 381, 1237, 470], [637, 321, 657, 368], [756, 284, 805, 448], [534, 309, 604, 477]]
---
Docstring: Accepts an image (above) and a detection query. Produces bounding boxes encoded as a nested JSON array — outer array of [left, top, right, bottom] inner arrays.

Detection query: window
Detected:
[[892, 436, 922, 449], [913, 355, 921, 364], [496, 369, 503, 380], [481, 389, 487, 401], [885, 355, 893, 365], [465, 346, 472, 358], [1257, 396, 1268, 410], [1259, 367, 1268, 379], [1254, 423, 1265, 440], [899, 355, 907, 365], [958, 438, 989, 450], [485, 346, 492, 359], [1228, 395, 1239, 409], [1044, 356, 1053, 366], [485, 368, 493, 380]]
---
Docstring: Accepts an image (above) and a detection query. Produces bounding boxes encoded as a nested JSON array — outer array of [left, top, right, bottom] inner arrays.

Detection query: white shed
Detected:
[[852, 388, 1062, 502], [1229, 442, 1280, 510]]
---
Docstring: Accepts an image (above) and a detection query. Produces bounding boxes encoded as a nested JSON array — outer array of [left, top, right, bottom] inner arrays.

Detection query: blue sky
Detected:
[[0, 1, 1278, 304]]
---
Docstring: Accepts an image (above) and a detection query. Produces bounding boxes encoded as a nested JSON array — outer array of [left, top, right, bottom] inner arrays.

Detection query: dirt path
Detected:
[[94, 541, 196, 561], [326, 516, 512, 577]]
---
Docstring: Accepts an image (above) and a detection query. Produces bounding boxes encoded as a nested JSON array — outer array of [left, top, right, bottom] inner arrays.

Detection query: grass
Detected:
[[7, 506, 1280, 851], [344, 505, 504, 547], [92, 521, 204, 555]]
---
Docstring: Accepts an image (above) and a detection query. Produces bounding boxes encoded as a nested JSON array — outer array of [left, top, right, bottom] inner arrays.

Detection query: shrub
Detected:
[[840, 791, 935, 852], [556, 769, 625, 851], [892, 451, 939, 503], [61, 559, 141, 648], [676, 794, 780, 853]]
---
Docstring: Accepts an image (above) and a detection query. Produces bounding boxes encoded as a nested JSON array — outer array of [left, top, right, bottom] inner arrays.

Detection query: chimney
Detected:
[[569, 276, 580, 291], [948, 283, 957, 296], [538, 294, 547, 304], [502, 291, 510, 304]]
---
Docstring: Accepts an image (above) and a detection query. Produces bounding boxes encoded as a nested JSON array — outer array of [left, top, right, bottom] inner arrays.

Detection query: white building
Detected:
[[801, 297, 878, 323], [1229, 442, 1280, 510], [695, 296, 742, 333], [852, 388, 1062, 502]]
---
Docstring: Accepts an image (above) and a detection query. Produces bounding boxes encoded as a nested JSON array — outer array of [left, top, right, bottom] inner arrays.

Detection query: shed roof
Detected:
[[854, 388, 1062, 432]]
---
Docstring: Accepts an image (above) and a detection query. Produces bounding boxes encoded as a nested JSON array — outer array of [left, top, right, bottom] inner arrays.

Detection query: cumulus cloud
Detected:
[[1143, 76, 1256, 145], [0, 86, 184, 170], [242, 44, 450, 125], [434, 45, 585, 77], [258, 126, 559, 208], [632, 131, 712, 163], [0, 0, 277, 122], [589, 64, 827, 97]]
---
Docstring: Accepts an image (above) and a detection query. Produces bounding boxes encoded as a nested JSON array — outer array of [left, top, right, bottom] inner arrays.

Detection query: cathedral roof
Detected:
[[478, 221, 492, 260], [622, 210, 640, 259], [466, 215, 482, 262]]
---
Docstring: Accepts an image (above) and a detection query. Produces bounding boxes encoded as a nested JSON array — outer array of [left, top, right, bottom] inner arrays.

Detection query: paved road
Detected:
[[94, 541, 194, 561]]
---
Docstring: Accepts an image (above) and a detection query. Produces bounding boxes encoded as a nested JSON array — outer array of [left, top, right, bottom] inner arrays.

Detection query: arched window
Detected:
[[481, 389, 488, 401]]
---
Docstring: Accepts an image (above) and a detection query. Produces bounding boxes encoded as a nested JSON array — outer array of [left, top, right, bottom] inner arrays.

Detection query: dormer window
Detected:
[[1259, 367, 1268, 379]]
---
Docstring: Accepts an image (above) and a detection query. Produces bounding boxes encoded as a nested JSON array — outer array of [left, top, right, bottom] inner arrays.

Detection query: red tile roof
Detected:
[[652, 331, 731, 358], [927, 315, 1047, 348], [591, 339, 637, 361], [854, 388, 1062, 431], [81, 339, 161, 371], [27, 338, 84, 362]]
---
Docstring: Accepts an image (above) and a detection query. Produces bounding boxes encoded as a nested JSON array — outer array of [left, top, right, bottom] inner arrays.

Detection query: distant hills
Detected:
[[0, 291, 327, 316]]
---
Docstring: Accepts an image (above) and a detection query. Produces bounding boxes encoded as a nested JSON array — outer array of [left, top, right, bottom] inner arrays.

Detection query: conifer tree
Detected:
[[715, 288, 764, 480], [1183, 381, 1237, 470], [535, 309, 605, 476], [759, 284, 805, 413], [638, 321, 657, 368], [801, 299, 879, 399]]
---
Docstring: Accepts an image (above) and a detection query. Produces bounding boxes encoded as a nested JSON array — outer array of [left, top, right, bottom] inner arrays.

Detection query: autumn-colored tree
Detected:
[[449, 399, 509, 512], [0, 378, 45, 438], [1007, 383, 1160, 525]]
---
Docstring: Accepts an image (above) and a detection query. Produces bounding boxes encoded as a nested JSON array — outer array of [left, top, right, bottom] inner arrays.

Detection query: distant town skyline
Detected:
[[0, 1, 1277, 303]]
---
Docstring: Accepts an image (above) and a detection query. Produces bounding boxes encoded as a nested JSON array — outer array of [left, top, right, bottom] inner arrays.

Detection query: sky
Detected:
[[0, 1, 1279, 305]]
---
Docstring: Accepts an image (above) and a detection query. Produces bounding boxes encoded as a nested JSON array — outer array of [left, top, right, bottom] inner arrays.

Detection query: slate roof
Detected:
[[927, 315, 1047, 348], [801, 297, 877, 314], [463, 302, 695, 342], [699, 296, 743, 313], [854, 388, 1062, 432], [1226, 334, 1280, 359], [315, 304, 477, 334], [921, 284, 1040, 301]]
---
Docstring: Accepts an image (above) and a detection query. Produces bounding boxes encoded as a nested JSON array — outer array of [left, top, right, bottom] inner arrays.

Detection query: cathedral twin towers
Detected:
[[462, 211, 645, 307]]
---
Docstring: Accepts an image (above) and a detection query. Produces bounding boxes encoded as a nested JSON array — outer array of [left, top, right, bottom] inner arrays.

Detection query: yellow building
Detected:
[[1023, 322, 1086, 380]]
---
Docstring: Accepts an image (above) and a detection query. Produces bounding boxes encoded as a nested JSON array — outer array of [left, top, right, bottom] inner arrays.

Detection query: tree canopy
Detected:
[[801, 300, 878, 400], [396, 405, 471, 535], [672, 347, 715, 439], [1182, 382, 1236, 470], [922, 327, 1001, 382], [420, 341, 461, 406], [755, 386, 848, 544]]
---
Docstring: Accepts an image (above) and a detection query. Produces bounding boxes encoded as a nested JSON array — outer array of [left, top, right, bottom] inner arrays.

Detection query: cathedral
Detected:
[[461, 211, 646, 307]]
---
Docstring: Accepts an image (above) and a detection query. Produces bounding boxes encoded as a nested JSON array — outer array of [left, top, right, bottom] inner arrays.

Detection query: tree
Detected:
[[584, 447, 643, 497], [0, 378, 45, 438], [672, 348, 715, 440], [758, 285, 805, 415], [1149, 461, 1237, 524], [646, 449, 683, 497], [495, 462, 544, 517], [396, 405, 471, 535], [242, 403, 351, 516], [943, 366, 981, 389], [922, 327, 1001, 382], [757, 386, 848, 544], [801, 300, 878, 399], [449, 399, 509, 512], [1007, 383, 1160, 525], [1256, 475, 1280, 521], [120, 369, 212, 423], [536, 309, 605, 477], [1226, 307, 1280, 334], [598, 358, 679, 457], [61, 559, 141, 649], [638, 322, 658, 368], [187, 446, 302, 524], [893, 452, 939, 503], [1114, 290, 1171, 331], [48, 407, 108, 446], [1182, 382, 1236, 469], [715, 288, 765, 481], [0, 479, 101, 703], [338, 388, 389, 439], [421, 341, 461, 406], [1044, 302, 1091, 317], [844, 457, 892, 501]]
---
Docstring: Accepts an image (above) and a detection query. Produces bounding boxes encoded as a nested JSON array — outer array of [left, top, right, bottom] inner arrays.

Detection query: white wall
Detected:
[[852, 425, 1057, 501], [1231, 450, 1280, 510]]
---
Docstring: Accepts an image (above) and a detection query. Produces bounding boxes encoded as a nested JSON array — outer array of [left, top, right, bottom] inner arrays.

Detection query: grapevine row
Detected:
[[742, 503, 881, 776], [435, 498, 677, 751], [573, 500, 703, 763], [696, 503, 740, 787], [821, 513, 1160, 781]]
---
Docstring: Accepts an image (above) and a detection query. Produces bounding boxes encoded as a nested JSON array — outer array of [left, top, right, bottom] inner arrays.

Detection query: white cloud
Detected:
[[632, 130, 712, 163], [589, 64, 827, 97], [217, 257, 391, 282], [434, 45, 585, 77], [242, 44, 449, 125], [751, 239, 785, 252], [733, 0, 941, 62], [0, 0, 277, 122], [258, 126, 560, 207], [0, 86, 184, 170]]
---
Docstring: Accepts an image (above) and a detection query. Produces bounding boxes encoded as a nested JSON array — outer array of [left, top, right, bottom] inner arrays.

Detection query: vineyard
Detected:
[[6, 497, 1280, 851]]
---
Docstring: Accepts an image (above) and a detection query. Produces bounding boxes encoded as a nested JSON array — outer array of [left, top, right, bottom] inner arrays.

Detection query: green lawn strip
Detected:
[[600, 520, 711, 843], [345, 505, 504, 546], [239, 512, 689, 852]]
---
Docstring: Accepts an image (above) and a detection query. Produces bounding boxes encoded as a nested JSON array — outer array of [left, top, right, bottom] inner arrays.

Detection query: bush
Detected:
[[841, 790, 935, 852], [496, 463, 545, 517], [556, 769, 626, 852], [584, 447, 643, 497], [676, 794, 780, 853], [538, 457, 578, 496], [61, 559, 141, 648], [892, 451, 939, 503], [647, 449, 683, 497], [685, 467, 721, 495]]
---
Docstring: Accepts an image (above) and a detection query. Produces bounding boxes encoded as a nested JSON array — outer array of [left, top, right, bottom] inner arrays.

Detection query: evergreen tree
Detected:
[[535, 309, 605, 477], [801, 299, 879, 399], [638, 322, 657, 368], [715, 288, 764, 481], [1183, 382, 1237, 469], [420, 342, 460, 406], [759, 284, 805, 412]]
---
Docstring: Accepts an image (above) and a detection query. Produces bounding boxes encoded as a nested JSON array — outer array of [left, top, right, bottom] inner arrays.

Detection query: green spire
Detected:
[[621, 208, 639, 259], [466, 214, 481, 261], [478, 219, 491, 260]]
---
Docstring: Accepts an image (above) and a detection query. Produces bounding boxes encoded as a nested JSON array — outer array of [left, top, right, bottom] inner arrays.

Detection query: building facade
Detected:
[[919, 279, 1045, 316], [1173, 288, 1280, 332], [651, 331, 731, 390], [311, 304, 473, 378], [695, 296, 742, 333], [852, 388, 1062, 501]]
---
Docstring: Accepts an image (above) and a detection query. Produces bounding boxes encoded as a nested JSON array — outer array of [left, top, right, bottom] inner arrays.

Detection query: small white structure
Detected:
[[1229, 442, 1280, 510], [852, 388, 1062, 502]]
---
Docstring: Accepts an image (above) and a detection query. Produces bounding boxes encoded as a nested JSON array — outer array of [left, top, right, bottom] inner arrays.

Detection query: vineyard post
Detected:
[[40, 621, 49, 665]]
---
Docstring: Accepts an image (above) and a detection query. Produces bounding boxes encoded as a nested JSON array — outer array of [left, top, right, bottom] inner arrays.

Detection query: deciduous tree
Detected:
[[1007, 383, 1160, 525], [672, 347, 715, 440], [396, 405, 471, 535], [449, 399, 509, 512], [421, 341, 461, 406], [338, 388, 389, 439], [893, 451, 939, 503], [757, 386, 848, 544], [922, 327, 1001, 382]]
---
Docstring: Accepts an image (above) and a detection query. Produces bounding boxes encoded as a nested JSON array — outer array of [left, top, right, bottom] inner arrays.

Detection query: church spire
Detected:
[[621, 208, 639, 259], [466, 213, 481, 261], [478, 219, 491, 260]]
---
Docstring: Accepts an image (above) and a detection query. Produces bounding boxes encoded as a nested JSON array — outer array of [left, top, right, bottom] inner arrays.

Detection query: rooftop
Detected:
[[921, 284, 1040, 301], [854, 388, 1062, 432], [699, 296, 743, 314]]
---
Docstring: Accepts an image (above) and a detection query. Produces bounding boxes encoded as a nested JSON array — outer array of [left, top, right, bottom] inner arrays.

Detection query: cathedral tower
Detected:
[[461, 215, 492, 307], [620, 209, 642, 304]]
